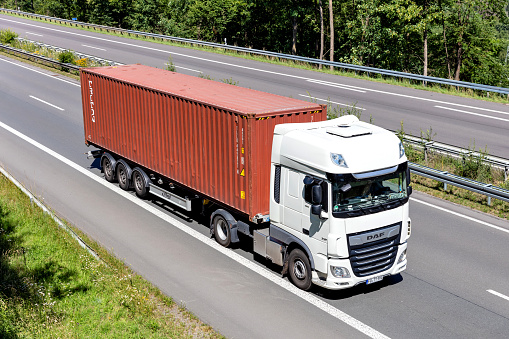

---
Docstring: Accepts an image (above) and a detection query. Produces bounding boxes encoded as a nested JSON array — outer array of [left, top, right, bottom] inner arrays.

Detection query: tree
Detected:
[[186, 0, 250, 43], [443, 0, 508, 82], [318, 0, 324, 67], [328, 0, 334, 68]]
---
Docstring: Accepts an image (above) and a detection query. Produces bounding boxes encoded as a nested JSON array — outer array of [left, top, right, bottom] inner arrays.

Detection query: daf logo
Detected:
[[367, 232, 385, 241]]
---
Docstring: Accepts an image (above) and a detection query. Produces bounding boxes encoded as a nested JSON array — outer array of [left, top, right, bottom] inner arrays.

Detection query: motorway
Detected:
[[1, 14, 509, 339], [1, 13, 509, 158]]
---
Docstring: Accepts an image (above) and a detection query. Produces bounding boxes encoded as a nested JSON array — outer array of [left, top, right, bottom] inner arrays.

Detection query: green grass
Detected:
[[0, 173, 223, 338], [1, 9, 508, 104]]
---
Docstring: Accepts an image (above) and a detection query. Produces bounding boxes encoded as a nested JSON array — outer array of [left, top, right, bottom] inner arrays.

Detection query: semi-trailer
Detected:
[[81, 64, 411, 290]]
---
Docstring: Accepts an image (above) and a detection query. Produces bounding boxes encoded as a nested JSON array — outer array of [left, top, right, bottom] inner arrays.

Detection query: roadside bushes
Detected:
[[57, 50, 75, 64], [0, 29, 18, 44]]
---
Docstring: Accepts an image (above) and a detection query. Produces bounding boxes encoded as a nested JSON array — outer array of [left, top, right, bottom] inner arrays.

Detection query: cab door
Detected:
[[303, 180, 329, 256]]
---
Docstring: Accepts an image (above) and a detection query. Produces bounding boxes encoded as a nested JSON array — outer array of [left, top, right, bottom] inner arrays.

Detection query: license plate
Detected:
[[366, 275, 384, 285]]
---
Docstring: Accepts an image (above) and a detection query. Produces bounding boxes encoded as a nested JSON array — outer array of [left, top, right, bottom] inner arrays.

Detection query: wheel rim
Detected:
[[103, 159, 112, 178], [216, 219, 228, 241], [293, 259, 306, 280], [134, 172, 143, 191], [119, 167, 127, 185]]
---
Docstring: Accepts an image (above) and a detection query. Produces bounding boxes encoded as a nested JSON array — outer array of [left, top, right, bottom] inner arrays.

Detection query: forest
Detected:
[[2, 0, 509, 87]]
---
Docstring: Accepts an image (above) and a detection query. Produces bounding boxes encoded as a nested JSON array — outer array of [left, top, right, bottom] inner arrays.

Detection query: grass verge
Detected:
[[404, 143, 509, 219], [1, 10, 508, 104], [0, 172, 223, 338]]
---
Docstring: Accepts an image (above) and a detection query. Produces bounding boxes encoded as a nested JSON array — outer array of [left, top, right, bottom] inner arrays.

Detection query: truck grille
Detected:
[[348, 223, 401, 277]]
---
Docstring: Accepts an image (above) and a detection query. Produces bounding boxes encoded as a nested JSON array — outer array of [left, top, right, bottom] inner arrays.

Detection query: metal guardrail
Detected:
[[409, 163, 509, 205], [2, 8, 509, 96], [0, 39, 121, 70], [14, 37, 123, 67], [400, 134, 509, 180], [0, 42, 80, 71]]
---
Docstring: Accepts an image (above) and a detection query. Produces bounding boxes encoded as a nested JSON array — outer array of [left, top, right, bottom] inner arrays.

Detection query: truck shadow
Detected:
[[312, 274, 404, 300]]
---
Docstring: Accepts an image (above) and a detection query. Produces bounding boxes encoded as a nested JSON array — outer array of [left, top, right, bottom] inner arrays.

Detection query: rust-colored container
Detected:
[[81, 64, 326, 220]]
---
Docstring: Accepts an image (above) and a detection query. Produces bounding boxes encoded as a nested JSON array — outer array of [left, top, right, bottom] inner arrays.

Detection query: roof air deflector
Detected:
[[326, 125, 372, 138]]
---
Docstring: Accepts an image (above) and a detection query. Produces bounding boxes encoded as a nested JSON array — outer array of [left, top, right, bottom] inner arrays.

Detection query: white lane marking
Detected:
[[411, 198, 509, 235], [2, 17, 506, 118], [174, 65, 201, 73], [29, 95, 64, 111], [435, 106, 509, 123], [25, 31, 43, 37], [487, 290, 509, 302], [81, 44, 106, 51], [306, 79, 367, 93], [0, 56, 80, 87], [298, 94, 366, 110], [0, 119, 389, 339]]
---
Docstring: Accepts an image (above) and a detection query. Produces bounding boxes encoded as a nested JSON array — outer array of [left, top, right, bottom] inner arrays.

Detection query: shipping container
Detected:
[[80, 64, 326, 220]]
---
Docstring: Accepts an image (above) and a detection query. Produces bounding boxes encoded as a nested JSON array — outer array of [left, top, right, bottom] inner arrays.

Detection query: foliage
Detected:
[[0, 29, 18, 44], [220, 77, 239, 85], [2, 0, 509, 87], [198, 73, 215, 80], [57, 50, 75, 64], [165, 55, 176, 72]]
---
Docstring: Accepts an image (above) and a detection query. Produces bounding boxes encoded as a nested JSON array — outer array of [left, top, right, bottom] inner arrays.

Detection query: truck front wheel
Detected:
[[213, 215, 231, 247], [288, 249, 312, 291]]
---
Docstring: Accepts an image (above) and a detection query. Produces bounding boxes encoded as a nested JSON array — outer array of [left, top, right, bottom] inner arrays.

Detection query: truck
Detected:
[[81, 64, 411, 291]]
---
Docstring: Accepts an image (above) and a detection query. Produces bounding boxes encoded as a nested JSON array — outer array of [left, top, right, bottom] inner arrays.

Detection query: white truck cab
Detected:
[[267, 115, 411, 290]]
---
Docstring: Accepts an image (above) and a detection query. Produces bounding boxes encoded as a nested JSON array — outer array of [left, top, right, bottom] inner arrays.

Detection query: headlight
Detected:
[[330, 266, 351, 278], [331, 153, 348, 168], [397, 249, 407, 264], [399, 141, 405, 158]]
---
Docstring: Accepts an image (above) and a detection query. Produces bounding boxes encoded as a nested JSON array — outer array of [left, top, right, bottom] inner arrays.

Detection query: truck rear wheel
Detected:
[[117, 162, 130, 190], [102, 156, 115, 182], [213, 215, 231, 247], [132, 169, 148, 198], [288, 248, 312, 291]]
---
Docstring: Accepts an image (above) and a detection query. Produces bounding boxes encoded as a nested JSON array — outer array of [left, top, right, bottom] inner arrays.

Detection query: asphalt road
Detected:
[[1, 13, 509, 159], [1, 48, 509, 338]]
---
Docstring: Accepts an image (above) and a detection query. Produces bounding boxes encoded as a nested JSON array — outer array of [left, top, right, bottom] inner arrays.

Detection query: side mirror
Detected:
[[407, 186, 413, 196], [311, 204, 321, 215], [311, 184, 322, 205]]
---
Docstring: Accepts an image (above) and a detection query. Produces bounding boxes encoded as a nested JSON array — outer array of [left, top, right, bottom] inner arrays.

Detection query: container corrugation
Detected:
[[81, 64, 326, 220]]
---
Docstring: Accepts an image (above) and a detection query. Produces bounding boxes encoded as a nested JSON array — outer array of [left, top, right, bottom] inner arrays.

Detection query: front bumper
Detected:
[[312, 242, 408, 290]]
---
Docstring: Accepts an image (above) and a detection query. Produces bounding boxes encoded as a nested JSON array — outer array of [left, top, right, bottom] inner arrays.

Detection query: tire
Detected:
[[102, 156, 115, 182], [132, 169, 149, 198], [213, 215, 231, 247], [288, 248, 312, 291], [117, 162, 130, 190]]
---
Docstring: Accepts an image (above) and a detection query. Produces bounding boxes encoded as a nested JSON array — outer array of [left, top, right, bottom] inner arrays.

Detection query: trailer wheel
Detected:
[[132, 169, 148, 198], [102, 156, 115, 182], [117, 162, 130, 190], [288, 248, 312, 291], [213, 215, 231, 247]]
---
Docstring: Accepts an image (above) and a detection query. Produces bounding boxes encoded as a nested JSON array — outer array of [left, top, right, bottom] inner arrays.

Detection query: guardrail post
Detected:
[[505, 166, 508, 181], [485, 184, 493, 206]]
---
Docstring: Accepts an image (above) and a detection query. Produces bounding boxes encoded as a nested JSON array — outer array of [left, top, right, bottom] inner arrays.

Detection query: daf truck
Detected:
[[81, 64, 411, 291]]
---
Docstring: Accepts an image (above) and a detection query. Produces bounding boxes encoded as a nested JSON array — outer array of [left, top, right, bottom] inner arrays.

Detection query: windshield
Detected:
[[332, 168, 408, 216]]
